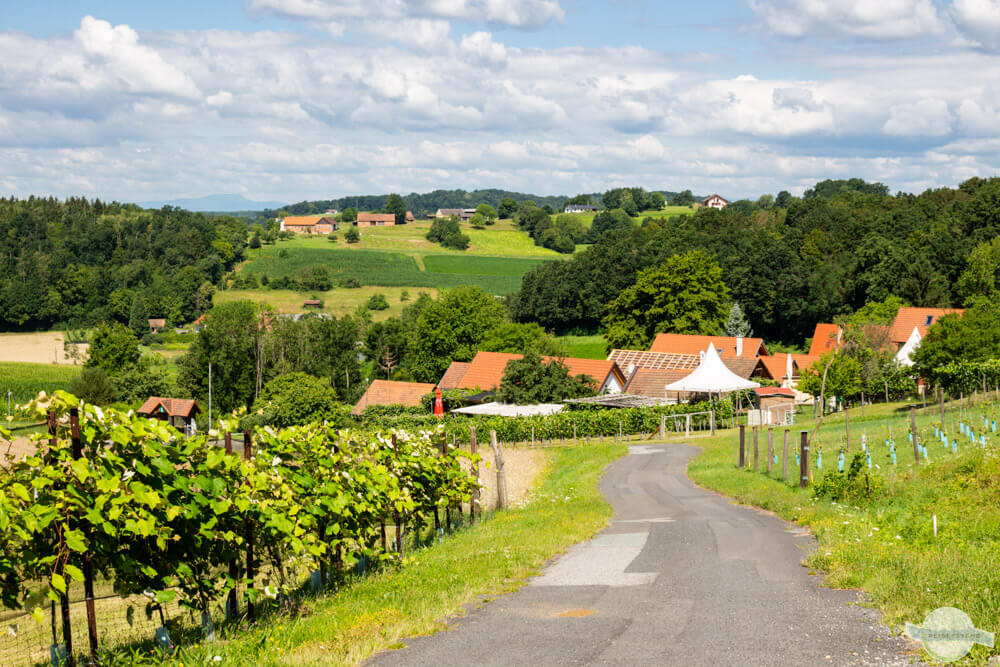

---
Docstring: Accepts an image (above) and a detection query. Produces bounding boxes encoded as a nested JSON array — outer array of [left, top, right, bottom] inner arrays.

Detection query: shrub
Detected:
[[367, 293, 390, 311], [813, 452, 886, 503], [345, 228, 360, 243], [299, 265, 333, 291], [69, 367, 117, 405], [249, 372, 347, 427], [341, 277, 362, 289], [441, 232, 470, 250]]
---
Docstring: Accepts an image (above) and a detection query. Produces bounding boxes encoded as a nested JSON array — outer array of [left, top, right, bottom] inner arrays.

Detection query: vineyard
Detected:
[[0, 392, 479, 665]]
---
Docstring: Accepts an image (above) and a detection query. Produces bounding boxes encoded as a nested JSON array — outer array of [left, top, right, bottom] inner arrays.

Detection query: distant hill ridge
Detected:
[[267, 188, 683, 218]]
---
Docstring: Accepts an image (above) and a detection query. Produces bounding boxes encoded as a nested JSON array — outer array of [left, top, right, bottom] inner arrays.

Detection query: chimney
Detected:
[[736, 336, 743, 357]]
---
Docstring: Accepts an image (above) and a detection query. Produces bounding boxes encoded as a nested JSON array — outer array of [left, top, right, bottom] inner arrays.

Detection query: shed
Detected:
[[302, 299, 323, 309], [750, 387, 797, 426], [147, 318, 166, 333], [137, 397, 200, 436]]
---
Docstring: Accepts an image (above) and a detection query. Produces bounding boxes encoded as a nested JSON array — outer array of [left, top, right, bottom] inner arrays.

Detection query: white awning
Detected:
[[451, 402, 565, 417], [662, 344, 761, 393]]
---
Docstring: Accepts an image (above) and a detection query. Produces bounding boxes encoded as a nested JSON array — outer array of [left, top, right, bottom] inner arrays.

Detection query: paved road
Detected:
[[371, 444, 915, 666]]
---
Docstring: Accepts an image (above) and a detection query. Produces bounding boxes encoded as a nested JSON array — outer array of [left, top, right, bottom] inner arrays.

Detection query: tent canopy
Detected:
[[451, 402, 564, 417], [663, 344, 761, 394]]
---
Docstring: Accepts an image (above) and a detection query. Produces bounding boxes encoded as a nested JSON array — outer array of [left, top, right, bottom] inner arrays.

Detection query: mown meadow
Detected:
[[689, 397, 1000, 664]]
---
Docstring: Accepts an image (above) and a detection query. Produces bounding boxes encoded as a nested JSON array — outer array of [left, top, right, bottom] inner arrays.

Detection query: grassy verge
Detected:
[[174, 442, 626, 666], [688, 399, 1000, 664], [557, 334, 606, 360]]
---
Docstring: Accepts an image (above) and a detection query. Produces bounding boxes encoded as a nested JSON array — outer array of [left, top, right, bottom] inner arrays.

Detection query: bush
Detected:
[[341, 277, 362, 289], [299, 265, 333, 291], [345, 228, 360, 243], [367, 293, 390, 310], [441, 232, 470, 250], [69, 367, 116, 405], [328, 233, 338, 242], [249, 372, 347, 427], [112, 361, 171, 404], [813, 452, 886, 503], [426, 216, 461, 243]]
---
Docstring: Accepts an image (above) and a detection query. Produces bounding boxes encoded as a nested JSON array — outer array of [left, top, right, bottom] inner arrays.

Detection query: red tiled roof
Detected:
[[456, 351, 623, 391], [283, 215, 335, 227], [755, 387, 796, 397], [754, 354, 798, 380], [438, 361, 471, 390], [357, 213, 396, 223], [808, 323, 842, 357], [792, 353, 820, 371], [624, 368, 693, 397], [648, 334, 767, 359], [888, 307, 964, 344], [137, 397, 200, 418], [351, 380, 436, 415]]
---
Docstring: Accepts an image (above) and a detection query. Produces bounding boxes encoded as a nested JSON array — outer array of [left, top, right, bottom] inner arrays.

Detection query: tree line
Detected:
[[512, 177, 1000, 344], [0, 198, 245, 331]]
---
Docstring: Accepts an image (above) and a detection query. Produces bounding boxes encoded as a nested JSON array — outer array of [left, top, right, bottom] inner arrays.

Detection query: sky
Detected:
[[2, 0, 1000, 203]]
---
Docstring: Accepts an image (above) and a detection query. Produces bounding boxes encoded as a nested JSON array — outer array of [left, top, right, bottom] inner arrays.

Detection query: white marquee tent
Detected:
[[663, 344, 761, 394]]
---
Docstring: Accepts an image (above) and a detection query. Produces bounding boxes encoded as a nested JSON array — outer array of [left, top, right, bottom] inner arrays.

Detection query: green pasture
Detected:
[[557, 334, 607, 360], [0, 362, 79, 406]]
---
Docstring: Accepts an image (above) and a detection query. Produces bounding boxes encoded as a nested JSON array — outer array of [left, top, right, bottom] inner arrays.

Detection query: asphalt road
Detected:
[[370, 444, 915, 666]]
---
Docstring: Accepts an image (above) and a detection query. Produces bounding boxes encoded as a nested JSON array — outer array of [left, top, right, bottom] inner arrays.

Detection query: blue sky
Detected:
[[2, 0, 1000, 203]]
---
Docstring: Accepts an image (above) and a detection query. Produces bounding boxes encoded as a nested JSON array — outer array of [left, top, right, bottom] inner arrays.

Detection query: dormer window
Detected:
[[925, 315, 934, 326]]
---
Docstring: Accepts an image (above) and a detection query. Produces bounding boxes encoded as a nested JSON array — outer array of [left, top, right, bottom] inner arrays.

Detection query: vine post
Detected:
[[393, 434, 404, 556], [440, 434, 450, 534], [224, 432, 238, 622], [910, 407, 920, 464], [469, 426, 478, 524], [243, 429, 255, 623], [69, 408, 99, 665], [49, 410, 74, 666]]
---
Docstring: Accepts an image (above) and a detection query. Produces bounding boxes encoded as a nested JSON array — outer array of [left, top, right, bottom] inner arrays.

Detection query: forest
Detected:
[[512, 178, 1000, 344], [0, 198, 246, 331]]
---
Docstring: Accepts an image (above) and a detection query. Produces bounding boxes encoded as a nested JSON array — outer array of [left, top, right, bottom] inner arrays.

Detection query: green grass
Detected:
[[242, 244, 551, 295], [174, 442, 626, 666], [688, 398, 1000, 664], [558, 334, 607, 360], [215, 286, 439, 322], [0, 362, 79, 405]]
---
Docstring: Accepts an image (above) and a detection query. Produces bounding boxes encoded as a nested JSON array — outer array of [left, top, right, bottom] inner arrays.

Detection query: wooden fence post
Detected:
[[69, 409, 99, 664], [738, 425, 745, 468], [767, 428, 774, 473], [490, 430, 507, 509], [844, 407, 850, 452], [782, 429, 789, 480], [470, 427, 478, 524], [940, 387, 946, 430], [243, 430, 255, 623], [660, 415, 665, 440], [752, 426, 759, 471], [910, 407, 920, 464], [441, 434, 451, 533], [799, 431, 809, 488], [48, 412, 74, 666], [394, 434, 404, 555], [224, 432, 238, 621], [710, 409, 715, 436]]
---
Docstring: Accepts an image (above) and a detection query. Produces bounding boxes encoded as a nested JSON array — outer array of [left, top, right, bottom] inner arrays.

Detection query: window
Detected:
[[925, 315, 934, 326]]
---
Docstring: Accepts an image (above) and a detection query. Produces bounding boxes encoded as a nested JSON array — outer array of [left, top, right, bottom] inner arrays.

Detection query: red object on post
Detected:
[[434, 386, 444, 418]]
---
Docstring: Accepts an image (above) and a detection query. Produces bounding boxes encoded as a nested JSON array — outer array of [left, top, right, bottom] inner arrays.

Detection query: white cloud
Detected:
[[750, 0, 945, 39], [248, 0, 564, 28], [460, 31, 507, 67], [951, 0, 1000, 50], [883, 99, 953, 136], [75, 16, 200, 99]]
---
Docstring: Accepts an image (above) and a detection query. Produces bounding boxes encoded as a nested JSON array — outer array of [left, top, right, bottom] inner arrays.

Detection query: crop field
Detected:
[[215, 286, 438, 321], [242, 245, 551, 295], [563, 206, 696, 227], [557, 334, 607, 359], [0, 332, 88, 365], [0, 362, 79, 406]]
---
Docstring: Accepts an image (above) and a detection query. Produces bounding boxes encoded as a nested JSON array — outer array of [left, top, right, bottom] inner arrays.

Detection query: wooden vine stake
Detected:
[[490, 430, 508, 510], [469, 426, 479, 524], [393, 433, 404, 555], [243, 429, 255, 622], [49, 411, 74, 666], [70, 409, 99, 664]]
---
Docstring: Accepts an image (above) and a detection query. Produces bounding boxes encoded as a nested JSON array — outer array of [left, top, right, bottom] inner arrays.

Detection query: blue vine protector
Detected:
[[866, 453, 872, 469], [953, 440, 958, 453], [817, 452, 822, 469], [838, 452, 844, 472], [155, 626, 173, 653], [891, 448, 897, 465]]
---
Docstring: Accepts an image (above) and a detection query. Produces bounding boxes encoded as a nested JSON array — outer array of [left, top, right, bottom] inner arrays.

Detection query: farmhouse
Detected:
[[352, 380, 436, 415], [452, 351, 627, 395], [808, 323, 843, 356], [438, 361, 472, 390], [433, 208, 475, 221], [564, 204, 599, 213], [700, 194, 728, 209], [137, 397, 200, 436], [888, 307, 963, 347], [356, 213, 396, 227], [280, 215, 338, 234]]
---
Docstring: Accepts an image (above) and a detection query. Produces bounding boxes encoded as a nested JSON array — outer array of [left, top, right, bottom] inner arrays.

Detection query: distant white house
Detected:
[[564, 204, 599, 214], [701, 194, 728, 209]]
